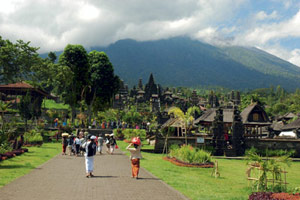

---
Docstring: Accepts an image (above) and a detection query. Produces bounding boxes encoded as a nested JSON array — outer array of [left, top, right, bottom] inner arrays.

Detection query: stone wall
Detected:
[[245, 138, 300, 158], [154, 136, 300, 157]]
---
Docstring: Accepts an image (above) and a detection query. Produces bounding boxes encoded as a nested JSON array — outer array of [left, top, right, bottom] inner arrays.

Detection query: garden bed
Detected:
[[163, 157, 214, 168], [249, 192, 300, 200], [0, 148, 29, 162]]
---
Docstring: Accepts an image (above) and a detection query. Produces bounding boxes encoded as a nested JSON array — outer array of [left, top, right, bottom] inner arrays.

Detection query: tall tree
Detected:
[[58, 44, 89, 122], [87, 51, 120, 122], [0, 36, 40, 84]]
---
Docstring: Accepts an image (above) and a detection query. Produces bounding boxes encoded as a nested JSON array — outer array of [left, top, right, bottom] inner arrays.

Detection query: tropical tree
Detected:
[[57, 44, 90, 122], [18, 92, 32, 130], [123, 106, 142, 127], [86, 51, 120, 121], [168, 106, 200, 144], [0, 36, 41, 84]]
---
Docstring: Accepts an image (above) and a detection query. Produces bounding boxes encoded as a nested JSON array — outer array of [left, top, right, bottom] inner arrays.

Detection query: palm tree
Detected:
[[168, 106, 200, 145]]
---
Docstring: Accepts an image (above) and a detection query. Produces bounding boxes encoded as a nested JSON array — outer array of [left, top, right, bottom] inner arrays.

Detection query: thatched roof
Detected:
[[194, 108, 234, 124], [277, 112, 297, 121], [0, 82, 56, 99], [282, 118, 300, 131], [195, 103, 271, 126], [240, 103, 271, 126], [161, 118, 184, 129], [271, 121, 285, 131]]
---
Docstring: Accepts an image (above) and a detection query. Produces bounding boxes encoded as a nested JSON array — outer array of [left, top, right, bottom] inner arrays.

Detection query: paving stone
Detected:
[[0, 147, 189, 200]]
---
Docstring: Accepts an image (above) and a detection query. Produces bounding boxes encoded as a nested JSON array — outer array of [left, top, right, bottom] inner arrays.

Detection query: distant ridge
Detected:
[[43, 37, 300, 91]]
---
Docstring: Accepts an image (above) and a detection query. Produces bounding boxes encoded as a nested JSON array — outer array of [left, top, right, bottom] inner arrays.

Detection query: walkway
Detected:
[[0, 148, 188, 200]]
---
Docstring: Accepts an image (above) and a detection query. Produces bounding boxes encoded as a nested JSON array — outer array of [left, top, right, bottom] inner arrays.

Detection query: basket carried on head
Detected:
[[131, 137, 141, 145], [62, 133, 69, 137]]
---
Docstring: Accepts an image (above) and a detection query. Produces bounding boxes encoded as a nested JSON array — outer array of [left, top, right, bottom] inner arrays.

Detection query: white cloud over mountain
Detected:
[[0, 0, 299, 66]]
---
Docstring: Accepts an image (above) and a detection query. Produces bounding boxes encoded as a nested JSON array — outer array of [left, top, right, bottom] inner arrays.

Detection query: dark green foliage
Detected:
[[58, 44, 89, 108], [87, 51, 120, 111], [0, 36, 41, 84], [123, 106, 142, 126], [23, 130, 43, 144], [18, 92, 32, 123]]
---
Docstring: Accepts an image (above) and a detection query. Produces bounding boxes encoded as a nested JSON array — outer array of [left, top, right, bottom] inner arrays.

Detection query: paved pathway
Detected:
[[0, 148, 189, 200]]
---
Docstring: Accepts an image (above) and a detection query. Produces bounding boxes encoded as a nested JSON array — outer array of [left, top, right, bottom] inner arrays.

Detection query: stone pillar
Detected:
[[232, 106, 245, 156], [212, 107, 224, 156]]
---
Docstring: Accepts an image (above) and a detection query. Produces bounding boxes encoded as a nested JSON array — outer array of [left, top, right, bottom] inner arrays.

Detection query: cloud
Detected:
[[255, 11, 278, 21], [0, 0, 299, 67], [0, 0, 246, 52], [238, 10, 300, 45], [289, 49, 300, 66]]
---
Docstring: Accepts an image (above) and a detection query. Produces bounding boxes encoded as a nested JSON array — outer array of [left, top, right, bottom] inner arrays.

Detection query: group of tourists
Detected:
[[61, 131, 142, 179], [61, 131, 117, 156]]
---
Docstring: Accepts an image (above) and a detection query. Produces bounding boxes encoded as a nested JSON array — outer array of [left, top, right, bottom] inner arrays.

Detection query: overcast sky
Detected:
[[1, 0, 300, 66]]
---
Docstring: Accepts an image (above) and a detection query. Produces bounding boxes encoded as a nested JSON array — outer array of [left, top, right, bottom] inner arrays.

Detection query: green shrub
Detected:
[[113, 128, 124, 139], [168, 144, 212, 164], [246, 146, 296, 157], [24, 130, 43, 144], [122, 129, 146, 140], [0, 142, 13, 154]]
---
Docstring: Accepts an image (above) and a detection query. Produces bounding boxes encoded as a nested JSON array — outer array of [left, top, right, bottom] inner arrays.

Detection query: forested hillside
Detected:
[[91, 37, 300, 91]]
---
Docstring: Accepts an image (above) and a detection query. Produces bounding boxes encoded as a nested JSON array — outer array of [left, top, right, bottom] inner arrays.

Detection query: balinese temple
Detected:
[[190, 90, 199, 106], [194, 103, 271, 137], [113, 80, 129, 109], [162, 90, 173, 108], [136, 90, 146, 103], [150, 94, 160, 112]]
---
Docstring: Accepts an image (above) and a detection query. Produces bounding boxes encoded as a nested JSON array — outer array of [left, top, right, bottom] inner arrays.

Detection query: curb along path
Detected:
[[0, 148, 189, 200]]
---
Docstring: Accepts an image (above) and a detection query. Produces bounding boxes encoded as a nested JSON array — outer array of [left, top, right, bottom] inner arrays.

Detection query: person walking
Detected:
[[109, 134, 117, 154], [82, 135, 97, 178], [67, 134, 75, 156], [126, 137, 142, 179], [97, 135, 104, 154], [62, 135, 68, 155], [105, 134, 110, 154], [74, 136, 81, 156]]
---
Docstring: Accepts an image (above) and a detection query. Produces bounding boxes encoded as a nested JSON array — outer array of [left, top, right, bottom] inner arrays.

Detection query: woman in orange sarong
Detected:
[[126, 142, 142, 179]]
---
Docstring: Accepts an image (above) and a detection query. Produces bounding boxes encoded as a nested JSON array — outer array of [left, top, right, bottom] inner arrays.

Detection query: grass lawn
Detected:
[[0, 142, 61, 188], [118, 140, 300, 200], [43, 99, 69, 109]]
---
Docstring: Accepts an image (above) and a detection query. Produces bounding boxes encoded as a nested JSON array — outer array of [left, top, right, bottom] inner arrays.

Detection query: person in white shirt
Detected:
[[97, 136, 104, 154], [74, 136, 81, 156], [82, 135, 97, 178]]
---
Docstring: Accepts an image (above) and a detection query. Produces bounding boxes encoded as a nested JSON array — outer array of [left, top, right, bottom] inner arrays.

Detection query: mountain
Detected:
[[45, 37, 300, 91], [91, 37, 300, 91]]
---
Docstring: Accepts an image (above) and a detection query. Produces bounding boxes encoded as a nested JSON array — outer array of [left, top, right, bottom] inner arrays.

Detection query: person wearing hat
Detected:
[[61, 135, 68, 155], [67, 134, 75, 156], [82, 135, 97, 178], [126, 137, 142, 179], [109, 134, 117, 154]]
